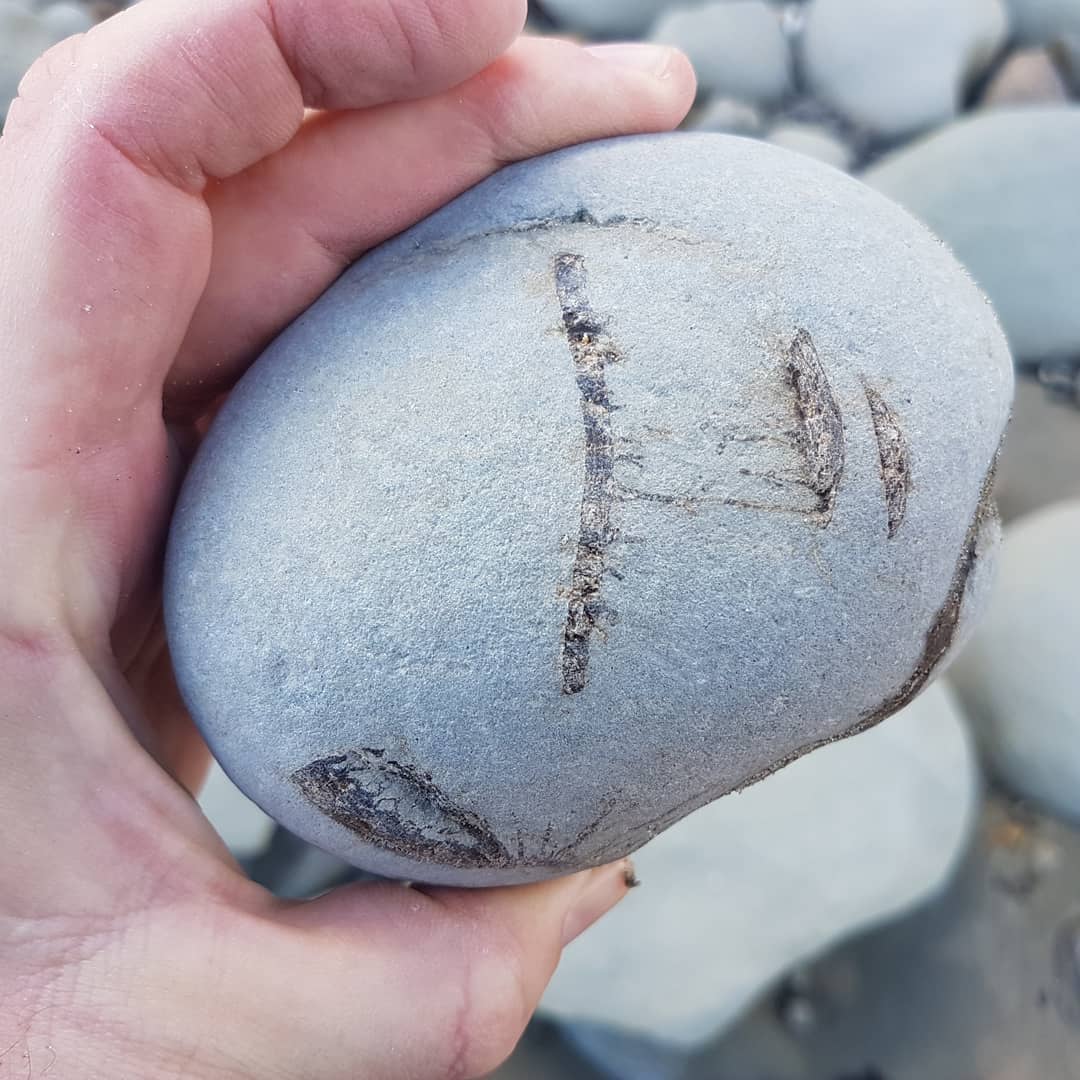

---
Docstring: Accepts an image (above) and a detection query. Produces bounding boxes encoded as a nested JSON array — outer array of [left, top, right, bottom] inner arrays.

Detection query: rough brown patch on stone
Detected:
[[864, 381, 912, 538], [291, 749, 512, 868]]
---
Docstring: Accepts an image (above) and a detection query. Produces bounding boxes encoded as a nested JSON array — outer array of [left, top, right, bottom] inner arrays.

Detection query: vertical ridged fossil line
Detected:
[[555, 253, 624, 695]]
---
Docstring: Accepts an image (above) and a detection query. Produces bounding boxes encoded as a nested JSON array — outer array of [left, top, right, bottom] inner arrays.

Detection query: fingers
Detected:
[[170, 36, 696, 410], [0, 0, 526, 633]]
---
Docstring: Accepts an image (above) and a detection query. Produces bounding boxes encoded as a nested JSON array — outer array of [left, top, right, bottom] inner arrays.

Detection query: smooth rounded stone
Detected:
[[541, 682, 979, 1048], [864, 107, 1080, 365], [686, 96, 765, 135], [950, 502, 1080, 825], [980, 45, 1070, 104], [535, 0, 676, 38], [1006, 0, 1080, 43], [650, 2, 792, 106], [766, 121, 853, 169], [198, 763, 276, 860], [801, 0, 1010, 138], [165, 133, 1012, 887]]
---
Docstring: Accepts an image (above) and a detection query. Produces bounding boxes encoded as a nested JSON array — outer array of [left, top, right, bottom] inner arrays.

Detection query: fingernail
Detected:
[[561, 859, 636, 946], [586, 43, 675, 79]]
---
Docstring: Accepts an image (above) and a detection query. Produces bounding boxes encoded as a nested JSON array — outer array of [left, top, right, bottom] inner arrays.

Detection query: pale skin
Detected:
[[0, 0, 695, 1076]]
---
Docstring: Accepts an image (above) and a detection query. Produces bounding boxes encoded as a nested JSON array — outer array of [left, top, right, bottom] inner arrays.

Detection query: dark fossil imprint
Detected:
[[291, 749, 513, 868], [785, 328, 846, 524], [554, 252, 624, 696], [864, 381, 912, 538]]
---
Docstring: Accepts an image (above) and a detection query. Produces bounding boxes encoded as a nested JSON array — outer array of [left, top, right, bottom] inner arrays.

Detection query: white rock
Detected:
[[767, 121, 854, 170], [1006, 0, 1080, 43], [950, 501, 1080, 825], [651, 2, 792, 106], [541, 681, 978, 1048], [802, 0, 1010, 138], [198, 763, 276, 859]]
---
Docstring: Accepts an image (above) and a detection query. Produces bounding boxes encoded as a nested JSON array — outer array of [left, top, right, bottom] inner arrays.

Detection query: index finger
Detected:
[[0, 0, 526, 471], [0, 0, 526, 638]]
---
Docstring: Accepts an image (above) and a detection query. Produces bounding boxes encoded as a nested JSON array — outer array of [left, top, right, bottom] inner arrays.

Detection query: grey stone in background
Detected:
[[534, 0, 677, 39], [766, 120, 853, 168], [1051, 32, 1080, 91], [801, 0, 1010, 139], [1, 0, 108, 122], [951, 502, 1080, 826], [502, 796, 1080, 1079], [980, 46, 1070, 104], [682, 795, 1080, 1080], [1, 0, 56, 118], [864, 107, 1080, 366], [166, 133, 1012, 888], [685, 95, 765, 135], [1006, 0, 1080, 44], [36, 0, 92, 37], [198, 763, 276, 860], [560, 1023, 690, 1080], [650, 2, 792, 106], [540, 682, 977, 1049]]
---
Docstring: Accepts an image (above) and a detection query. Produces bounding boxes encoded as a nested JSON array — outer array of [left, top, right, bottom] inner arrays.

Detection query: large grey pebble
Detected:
[[1006, 0, 1080, 43], [541, 681, 978, 1047], [535, 0, 676, 38], [766, 121, 854, 170], [802, 0, 1010, 138], [951, 501, 1080, 825], [651, 2, 792, 106], [864, 107, 1080, 365], [980, 45, 1070, 104], [165, 133, 1012, 887]]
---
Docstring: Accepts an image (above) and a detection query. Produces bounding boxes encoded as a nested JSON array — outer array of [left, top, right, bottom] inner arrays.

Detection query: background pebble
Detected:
[[801, 0, 1010, 139], [950, 501, 1080, 825], [864, 107, 1080, 365], [650, 1, 792, 106], [541, 682, 978, 1048]]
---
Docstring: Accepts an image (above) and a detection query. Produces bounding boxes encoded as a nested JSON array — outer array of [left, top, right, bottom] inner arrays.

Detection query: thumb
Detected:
[[231, 863, 635, 1079]]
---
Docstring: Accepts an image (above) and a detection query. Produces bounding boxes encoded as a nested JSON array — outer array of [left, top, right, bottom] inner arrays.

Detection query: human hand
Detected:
[[0, 2, 694, 1076]]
